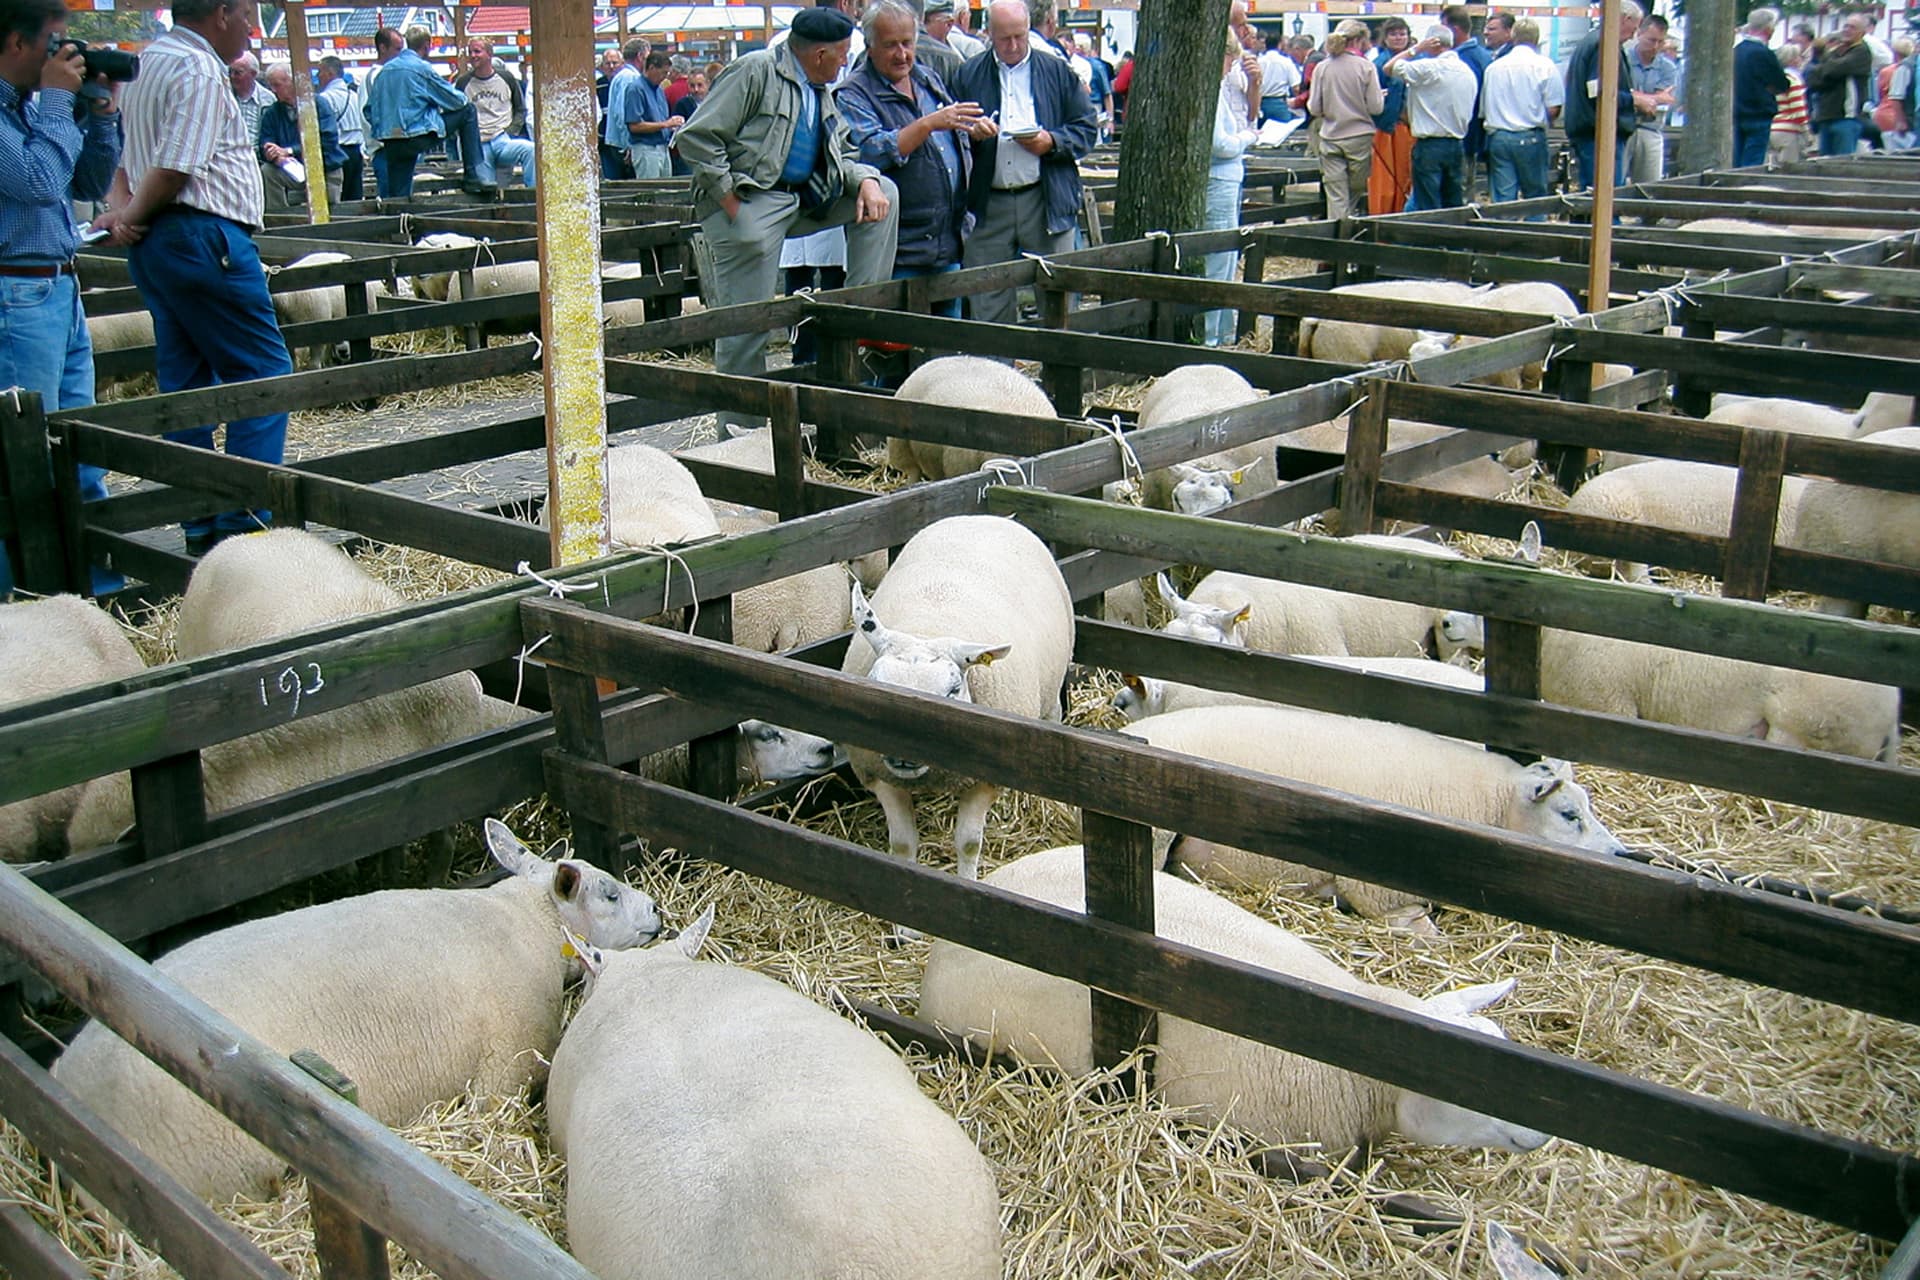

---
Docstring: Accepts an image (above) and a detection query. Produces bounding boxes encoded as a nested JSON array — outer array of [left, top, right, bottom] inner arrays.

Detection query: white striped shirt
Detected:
[[119, 26, 263, 229]]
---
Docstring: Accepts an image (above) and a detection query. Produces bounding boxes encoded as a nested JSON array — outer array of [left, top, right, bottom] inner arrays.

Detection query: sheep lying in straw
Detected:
[[52, 819, 660, 1201], [920, 845, 1550, 1153], [1135, 364, 1271, 516], [1561, 459, 1811, 583], [1125, 704, 1624, 920], [68, 530, 488, 851], [0, 596, 144, 862], [1707, 391, 1913, 439], [551, 909, 1001, 1280], [1111, 654, 1483, 721]]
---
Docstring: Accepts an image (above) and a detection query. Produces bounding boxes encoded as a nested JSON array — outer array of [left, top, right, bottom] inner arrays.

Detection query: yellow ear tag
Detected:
[[1229, 469, 1246, 484], [976, 652, 996, 666], [561, 940, 579, 960]]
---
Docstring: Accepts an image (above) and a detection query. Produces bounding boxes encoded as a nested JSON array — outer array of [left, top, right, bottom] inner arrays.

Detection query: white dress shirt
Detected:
[[1393, 51, 1479, 139], [119, 25, 264, 229], [993, 51, 1043, 188], [1481, 42, 1564, 131]]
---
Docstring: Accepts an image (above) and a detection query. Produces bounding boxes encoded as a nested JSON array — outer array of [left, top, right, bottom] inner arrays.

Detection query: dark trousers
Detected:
[[377, 105, 484, 197], [128, 210, 293, 540], [1573, 135, 1628, 189], [339, 150, 365, 201], [785, 264, 845, 364], [600, 143, 632, 181], [1411, 136, 1466, 209], [1734, 117, 1773, 167]]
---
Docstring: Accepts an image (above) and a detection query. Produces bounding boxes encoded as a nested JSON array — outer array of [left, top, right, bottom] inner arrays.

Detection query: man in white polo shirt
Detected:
[[1384, 24, 1478, 210], [1480, 18, 1562, 209]]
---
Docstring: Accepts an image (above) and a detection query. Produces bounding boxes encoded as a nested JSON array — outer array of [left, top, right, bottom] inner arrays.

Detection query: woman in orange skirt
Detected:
[[1369, 18, 1414, 214]]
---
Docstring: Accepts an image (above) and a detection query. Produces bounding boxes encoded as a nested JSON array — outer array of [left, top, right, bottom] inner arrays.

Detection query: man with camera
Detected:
[[92, 0, 293, 556], [0, 0, 125, 597]]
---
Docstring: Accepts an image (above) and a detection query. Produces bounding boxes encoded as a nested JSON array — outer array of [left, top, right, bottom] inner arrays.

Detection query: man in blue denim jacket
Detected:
[[365, 25, 488, 198], [0, 0, 122, 596]]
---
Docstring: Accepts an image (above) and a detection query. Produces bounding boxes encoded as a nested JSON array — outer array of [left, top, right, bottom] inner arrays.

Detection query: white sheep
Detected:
[[713, 510, 851, 652], [84, 305, 157, 393], [841, 515, 1074, 878], [1297, 279, 1487, 366], [1166, 535, 1480, 659], [675, 427, 888, 591], [409, 232, 541, 303], [1125, 704, 1624, 918], [270, 251, 354, 369], [1410, 281, 1579, 391], [1561, 459, 1811, 582], [550, 910, 1001, 1280], [1540, 628, 1900, 760], [0, 596, 145, 862], [602, 443, 722, 548], [1706, 391, 1912, 439], [1277, 416, 1531, 502], [50, 819, 661, 1202], [1135, 364, 1272, 516], [884, 356, 1058, 482], [920, 845, 1550, 1154], [1112, 654, 1483, 721], [68, 530, 485, 850], [1789, 425, 1920, 617]]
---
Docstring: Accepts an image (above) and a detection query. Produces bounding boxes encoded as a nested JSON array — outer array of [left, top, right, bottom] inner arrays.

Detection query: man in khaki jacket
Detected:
[[676, 6, 898, 431]]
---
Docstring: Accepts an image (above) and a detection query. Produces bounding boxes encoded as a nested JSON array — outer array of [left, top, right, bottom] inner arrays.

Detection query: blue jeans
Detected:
[[1819, 117, 1862, 157], [128, 211, 292, 541], [1411, 136, 1466, 210], [1486, 127, 1550, 212], [0, 272, 116, 596], [1260, 97, 1292, 123], [1201, 166, 1243, 346], [378, 105, 484, 197], [891, 262, 962, 318], [1734, 117, 1773, 167], [475, 133, 537, 188], [1573, 136, 1628, 190]]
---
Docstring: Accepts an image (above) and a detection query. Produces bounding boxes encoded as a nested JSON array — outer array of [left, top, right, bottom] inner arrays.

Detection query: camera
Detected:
[[47, 37, 140, 84]]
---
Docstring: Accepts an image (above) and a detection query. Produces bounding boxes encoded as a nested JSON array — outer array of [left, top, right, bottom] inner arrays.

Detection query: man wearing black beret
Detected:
[[677, 6, 899, 431]]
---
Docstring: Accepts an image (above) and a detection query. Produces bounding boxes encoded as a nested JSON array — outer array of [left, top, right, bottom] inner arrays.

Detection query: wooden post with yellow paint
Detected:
[[1587, 0, 1622, 313], [531, 0, 611, 569], [282, 0, 329, 224]]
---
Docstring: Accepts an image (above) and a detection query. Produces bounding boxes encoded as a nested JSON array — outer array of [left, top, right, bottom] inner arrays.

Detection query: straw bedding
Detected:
[[2, 458, 1912, 1279]]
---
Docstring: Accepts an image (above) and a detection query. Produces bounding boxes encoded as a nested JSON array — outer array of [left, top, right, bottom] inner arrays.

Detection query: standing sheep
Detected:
[[0, 596, 145, 862], [841, 515, 1074, 878], [1166, 535, 1482, 659], [1789, 425, 1920, 617], [1296, 279, 1487, 366], [920, 845, 1550, 1154], [270, 251, 354, 370], [1136, 365, 1272, 515], [885, 356, 1058, 483], [549, 910, 1002, 1280], [1540, 628, 1900, 760], [1706, 391, 1912, 438], [1561, 459, 1811, 582], [51, 819, 662, 1202], [68, 531, 486, 850], [1125, 704, 1624, 919]]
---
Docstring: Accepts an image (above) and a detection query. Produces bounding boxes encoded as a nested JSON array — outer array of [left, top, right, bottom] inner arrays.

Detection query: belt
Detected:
[[0, 261, 75, 278], [991, 181, 1040, 194], [150, 204, 258, 233]]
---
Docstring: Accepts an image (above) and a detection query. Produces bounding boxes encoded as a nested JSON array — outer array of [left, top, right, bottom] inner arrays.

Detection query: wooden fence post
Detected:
[[1338, 379, 1390, 535], [1544, 357, 1598, 493], [1723, 427, 1788, 601], [768, 382, 807, 522], [1081, 810, 1156, 1085], [1037, 283, 1083, 418], [291, 1050, 391, 1280], [546, 660, 622, 869], [1237, 234, 1266, 344], [687, 597, 738, 800], [47, 422, 91, 593], [1149, 235, 1180, 344], [1483, 617, 1543, 765], [0, 391, 66, 594]]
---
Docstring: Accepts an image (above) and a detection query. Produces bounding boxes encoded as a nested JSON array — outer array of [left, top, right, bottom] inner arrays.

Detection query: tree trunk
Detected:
[[1682, 0, 1736, 172], [1113, 0, 1235, 242]]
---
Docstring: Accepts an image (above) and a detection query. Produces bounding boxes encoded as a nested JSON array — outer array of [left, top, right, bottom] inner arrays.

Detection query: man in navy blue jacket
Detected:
[[1733, 8, 1790, 167], [1563, 0, 1642, 189], [258, 62, 344, 207], [952, 0, 1096, 326]]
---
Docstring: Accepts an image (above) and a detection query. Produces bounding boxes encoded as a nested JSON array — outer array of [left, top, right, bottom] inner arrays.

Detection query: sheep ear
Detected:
[[1517, 521, 1543, 565], [551, 860, 583, 904], [1426, 978, 1517, 1020], [675, 904, 717, 959], [485, 818, 543, 878], [953, 641, 1012, 668], [1122, 673, 1147, 695], [1486, 1223, 1559, 1280], [1521, 762, 1566, 802], [851, 582, 894, 656], [1231, 603, 1252, 627], [1155, 572, 1184, 607], [1171, 463, 1200, 480]]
